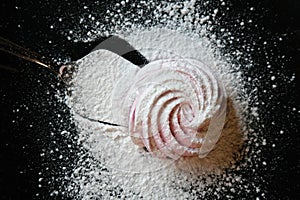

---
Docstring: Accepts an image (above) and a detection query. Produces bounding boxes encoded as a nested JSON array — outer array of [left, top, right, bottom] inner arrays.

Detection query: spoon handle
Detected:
[[0, 36, 62, 76]]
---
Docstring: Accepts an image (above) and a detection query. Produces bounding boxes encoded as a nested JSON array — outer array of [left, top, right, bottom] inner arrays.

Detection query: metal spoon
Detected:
[[0, 35, 149, 126]]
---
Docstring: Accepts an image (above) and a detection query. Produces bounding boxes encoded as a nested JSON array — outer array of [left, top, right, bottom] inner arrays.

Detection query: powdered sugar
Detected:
[[65, 31, 253, 199], [58, 1, 269, 199]]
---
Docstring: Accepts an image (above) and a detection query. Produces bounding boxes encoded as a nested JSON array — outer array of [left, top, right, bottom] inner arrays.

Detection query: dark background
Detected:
[[0, 0, 299, 199]]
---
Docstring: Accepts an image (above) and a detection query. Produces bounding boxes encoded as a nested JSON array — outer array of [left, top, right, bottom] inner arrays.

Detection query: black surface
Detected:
[[0, 0, 299, 199]]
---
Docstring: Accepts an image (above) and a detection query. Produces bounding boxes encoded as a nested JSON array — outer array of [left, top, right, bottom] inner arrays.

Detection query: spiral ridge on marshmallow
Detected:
[[114, 58, 227, 159]]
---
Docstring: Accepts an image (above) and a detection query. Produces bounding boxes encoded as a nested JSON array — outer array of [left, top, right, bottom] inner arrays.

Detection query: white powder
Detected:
[[65, 28, 252, 199], [57, 1, 267, 199], [67, 49, 138, 125]]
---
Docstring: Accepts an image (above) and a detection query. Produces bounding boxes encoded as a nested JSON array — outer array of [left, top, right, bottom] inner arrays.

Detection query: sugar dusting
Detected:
[[64, 27, 248, 198], [46, 0, 283, 199]]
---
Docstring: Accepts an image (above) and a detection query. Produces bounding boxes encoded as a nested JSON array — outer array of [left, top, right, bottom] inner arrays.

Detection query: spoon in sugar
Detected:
[[0, 35, 149, 127]]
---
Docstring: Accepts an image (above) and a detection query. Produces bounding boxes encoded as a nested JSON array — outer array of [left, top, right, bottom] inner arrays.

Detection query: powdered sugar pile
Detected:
[[52, 1, 274, 199]]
